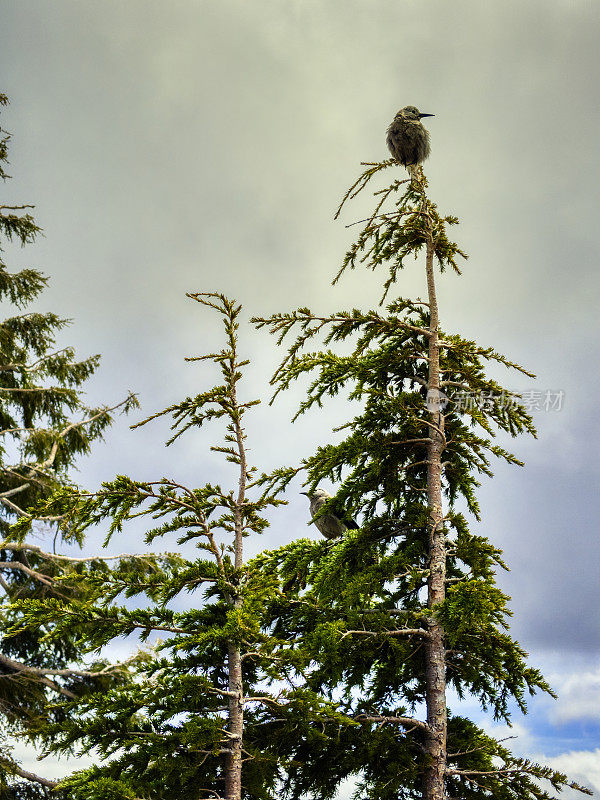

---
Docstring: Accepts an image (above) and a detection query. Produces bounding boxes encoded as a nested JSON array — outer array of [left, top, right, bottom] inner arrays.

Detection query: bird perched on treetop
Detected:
[[386, 105, 434, 180], [301, 488, 359, 539]]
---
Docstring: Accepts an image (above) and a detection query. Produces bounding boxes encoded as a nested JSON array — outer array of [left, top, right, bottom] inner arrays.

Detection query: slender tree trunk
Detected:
[[224, 378, 246, 800], [225, 641, 243, 800], [423, 205, 447, 800]]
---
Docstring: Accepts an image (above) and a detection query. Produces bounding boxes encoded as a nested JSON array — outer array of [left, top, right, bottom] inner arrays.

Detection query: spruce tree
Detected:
[[251, 164, 591, 800], [3, 122, 591, 800], [5, 294, 329, 800], [0, 93, 137, 794]]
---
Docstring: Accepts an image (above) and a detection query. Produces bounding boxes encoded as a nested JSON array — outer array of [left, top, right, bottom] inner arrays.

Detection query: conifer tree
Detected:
[[4, 118, 591, 800], [251, 164, 591, 800], [5, 294, 330, 800], [0, 93, 138, 794]]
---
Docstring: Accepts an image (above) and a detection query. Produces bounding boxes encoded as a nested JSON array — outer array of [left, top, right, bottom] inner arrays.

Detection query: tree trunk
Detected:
[[423, 209, 447, 800], [225, 641, 244, 800], [224, 387, 247, 800]]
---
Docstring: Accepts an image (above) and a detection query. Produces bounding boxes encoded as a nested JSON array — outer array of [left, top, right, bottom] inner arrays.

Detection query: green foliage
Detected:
[[0, 94, 138, 797], [0, 96, 137, 530], [3, 294, 311, 799], [332, 163, 466, 301], [250, 165, 587, 799], [1, 99, 586, 799]]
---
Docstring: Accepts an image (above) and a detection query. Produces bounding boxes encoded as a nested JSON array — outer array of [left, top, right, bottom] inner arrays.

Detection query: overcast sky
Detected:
[[1, 0, 599, 794]]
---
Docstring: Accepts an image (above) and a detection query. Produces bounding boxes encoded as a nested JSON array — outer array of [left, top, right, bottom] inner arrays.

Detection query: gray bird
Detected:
[[386, 105, 434, 179], [301, 489, 358, 539]]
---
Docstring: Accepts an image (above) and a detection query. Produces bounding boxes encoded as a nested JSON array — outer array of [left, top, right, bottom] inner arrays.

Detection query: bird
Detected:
[[386, 105, 434, 180], [301, 489, 359, 539]]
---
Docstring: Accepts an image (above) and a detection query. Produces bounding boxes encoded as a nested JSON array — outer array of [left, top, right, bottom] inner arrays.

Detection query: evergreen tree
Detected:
[[251, 164, 591, 800], [5, 294, 330, 800], [4, 118, 591, 800], [0, 93, 137, 793]]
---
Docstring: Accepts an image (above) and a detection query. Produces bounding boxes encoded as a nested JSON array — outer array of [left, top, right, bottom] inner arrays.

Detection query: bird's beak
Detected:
[[300, 492, 309, 496], [419, 113, 434, 118]]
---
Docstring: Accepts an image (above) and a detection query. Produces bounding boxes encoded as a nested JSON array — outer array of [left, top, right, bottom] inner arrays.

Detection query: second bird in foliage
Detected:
[[301, 488, 358, 539], [386, 105, 434, 178]]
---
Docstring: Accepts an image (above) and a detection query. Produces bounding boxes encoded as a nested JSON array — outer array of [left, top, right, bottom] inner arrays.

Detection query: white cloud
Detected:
[[549, 666, 600, 723], [535, 749, 600, 799], [7, 737, 92, 782], [478, 720, 536, 757], [336, 776, 360, 800], [332, 747, 600, 800]]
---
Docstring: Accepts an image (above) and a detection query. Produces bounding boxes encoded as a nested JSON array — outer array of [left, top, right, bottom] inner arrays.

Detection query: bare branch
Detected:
[[0, 651, 136, 680], [1, 542, 169, 564], [0, 653, 77, 699], [0, 560, 57, 588], [1, 762, 57, 789], [0, 347, 73, 374], [340, 628, 429, 639], [354, 713, 429, 732]]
